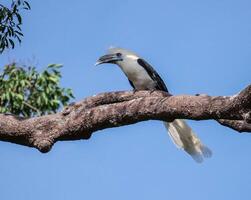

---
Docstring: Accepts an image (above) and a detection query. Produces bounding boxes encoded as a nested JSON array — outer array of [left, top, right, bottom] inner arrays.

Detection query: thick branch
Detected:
[[218, 119, 251, 133], [0, 84, 251, 153]]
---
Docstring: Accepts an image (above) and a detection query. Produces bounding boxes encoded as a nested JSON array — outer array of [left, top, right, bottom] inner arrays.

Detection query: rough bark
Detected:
[[0, 84, 250, 153]]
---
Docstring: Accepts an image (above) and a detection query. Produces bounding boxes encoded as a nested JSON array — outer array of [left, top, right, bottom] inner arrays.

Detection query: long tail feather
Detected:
[[164, 119, 212, 163]]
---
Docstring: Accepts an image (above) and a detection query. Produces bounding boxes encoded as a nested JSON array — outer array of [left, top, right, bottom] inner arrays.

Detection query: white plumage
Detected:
[[164, 120, 212, 162]]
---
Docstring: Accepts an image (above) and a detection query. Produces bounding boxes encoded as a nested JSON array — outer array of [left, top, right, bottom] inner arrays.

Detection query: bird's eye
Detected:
[[116, 53, 122, 57]]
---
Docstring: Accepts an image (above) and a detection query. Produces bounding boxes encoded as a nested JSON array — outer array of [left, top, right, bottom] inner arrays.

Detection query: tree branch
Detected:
[[0, 84, 251, 153]]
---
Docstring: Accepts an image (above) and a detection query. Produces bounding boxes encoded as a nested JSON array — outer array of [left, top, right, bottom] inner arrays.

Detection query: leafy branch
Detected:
[[0, 0, 31, 53], [0, 63, 74, 117]]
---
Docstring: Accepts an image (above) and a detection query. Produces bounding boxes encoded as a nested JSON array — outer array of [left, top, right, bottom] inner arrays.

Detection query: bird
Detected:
[[96, 47, 212, 162]]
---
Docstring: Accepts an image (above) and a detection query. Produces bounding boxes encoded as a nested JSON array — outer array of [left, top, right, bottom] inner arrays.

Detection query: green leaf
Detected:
[[15, 13, 22, 24], [14, 30, 23, 36], [16, 93, 23, 100], [48, 64, 63, 68], [24, 1, 31, 10], [9, 39, 14, 48]]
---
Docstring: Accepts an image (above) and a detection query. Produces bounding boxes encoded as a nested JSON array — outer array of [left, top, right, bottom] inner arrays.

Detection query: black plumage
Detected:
[[137, 58, 168, 92], [128, 79, 135, 89]]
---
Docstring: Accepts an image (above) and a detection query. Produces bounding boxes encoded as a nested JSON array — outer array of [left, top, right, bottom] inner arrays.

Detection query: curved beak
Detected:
[[95, 53, 122, 66]]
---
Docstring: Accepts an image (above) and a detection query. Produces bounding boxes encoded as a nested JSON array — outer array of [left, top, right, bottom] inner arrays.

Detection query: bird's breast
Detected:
[[119, 61, 156, 90]]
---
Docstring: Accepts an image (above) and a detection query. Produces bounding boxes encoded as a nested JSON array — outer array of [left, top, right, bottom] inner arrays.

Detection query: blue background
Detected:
[[0, 0, 251, 199]]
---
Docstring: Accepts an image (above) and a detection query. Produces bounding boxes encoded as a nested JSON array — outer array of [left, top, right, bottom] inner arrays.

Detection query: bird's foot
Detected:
[[149, 89, 157, 94], [133, 89, 139, 94]]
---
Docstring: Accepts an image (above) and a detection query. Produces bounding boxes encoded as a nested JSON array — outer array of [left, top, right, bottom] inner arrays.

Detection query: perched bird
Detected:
[[96, 47, 212, 162]]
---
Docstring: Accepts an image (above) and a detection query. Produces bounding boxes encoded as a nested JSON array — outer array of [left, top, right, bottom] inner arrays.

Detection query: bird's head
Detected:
[[95, 47, 139, 66]]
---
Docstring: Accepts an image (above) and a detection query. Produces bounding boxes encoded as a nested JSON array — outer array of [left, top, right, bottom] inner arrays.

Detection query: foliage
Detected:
[[0, 1, 75, 117], [0, 0, 30, 53], [0, 63, 74, 117]]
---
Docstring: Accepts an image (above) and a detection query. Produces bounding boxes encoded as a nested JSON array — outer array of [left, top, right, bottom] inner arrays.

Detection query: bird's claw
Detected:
[[149, 89, 157, 94], [133, 89, 139, 94]]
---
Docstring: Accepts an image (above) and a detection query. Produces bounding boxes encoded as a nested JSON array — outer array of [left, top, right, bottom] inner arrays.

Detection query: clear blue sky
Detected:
[[0, 0, 251, 199]]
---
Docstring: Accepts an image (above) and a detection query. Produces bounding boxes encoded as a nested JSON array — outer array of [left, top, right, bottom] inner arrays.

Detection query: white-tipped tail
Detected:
[[164, 119, 212, 163]]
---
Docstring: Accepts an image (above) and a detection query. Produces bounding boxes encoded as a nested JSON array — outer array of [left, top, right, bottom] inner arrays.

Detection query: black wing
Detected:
[[128, 79, 135, 89], [137, 58, 168, 92]]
